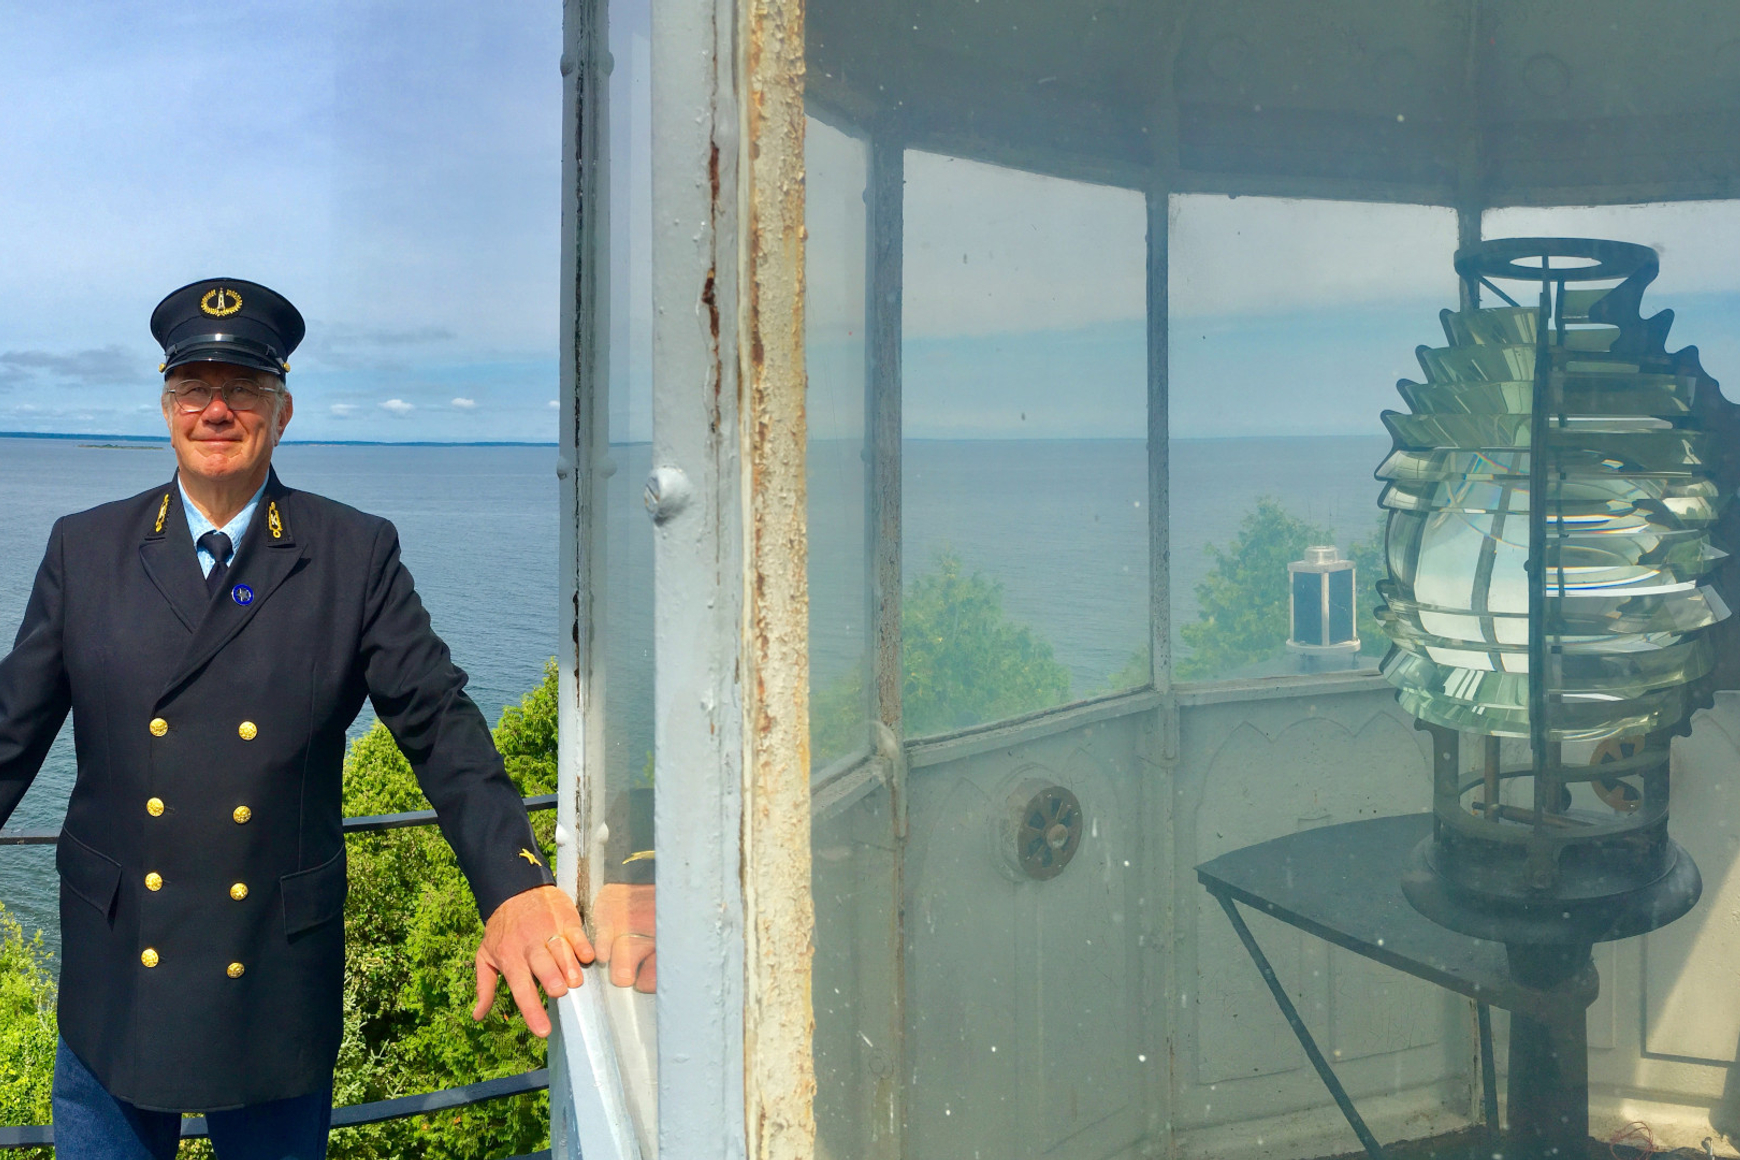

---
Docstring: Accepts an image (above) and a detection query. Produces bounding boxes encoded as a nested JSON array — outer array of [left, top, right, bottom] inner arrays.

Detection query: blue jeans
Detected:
[[51, 1038, 332, 1160]]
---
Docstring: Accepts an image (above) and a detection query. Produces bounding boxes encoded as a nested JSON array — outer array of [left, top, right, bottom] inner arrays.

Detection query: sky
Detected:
[[7, 3, 1740, 442], [0, 1, 564, 442]]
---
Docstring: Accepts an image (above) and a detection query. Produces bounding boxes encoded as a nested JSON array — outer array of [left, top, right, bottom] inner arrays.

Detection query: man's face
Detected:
[[161, 361, 293, 486]]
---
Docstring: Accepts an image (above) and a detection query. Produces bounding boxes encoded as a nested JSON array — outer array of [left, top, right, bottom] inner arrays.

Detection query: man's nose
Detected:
[[197, 393, 235, 420]]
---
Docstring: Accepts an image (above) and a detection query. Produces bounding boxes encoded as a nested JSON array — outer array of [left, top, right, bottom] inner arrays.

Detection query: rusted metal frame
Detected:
[[556, 0, 610, 944], [738, 0, 817, 1152], [648, 0, 748, 1149], [861, 129, 908, 1160], [553, 0, 635, 1155]]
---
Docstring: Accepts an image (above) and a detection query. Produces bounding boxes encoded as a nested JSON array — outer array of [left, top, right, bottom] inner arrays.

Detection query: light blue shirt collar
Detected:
[[179, 478, 269, 578]]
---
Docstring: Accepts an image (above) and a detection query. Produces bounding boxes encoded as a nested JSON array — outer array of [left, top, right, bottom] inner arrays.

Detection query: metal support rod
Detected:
[[1507, 1007, 1589, 1157], [1146, 186, 1172, 706], [864, 134, 904, 754], [1457, 204, 1482, 313], [1483, 735, 1502, 819], [1213, 892, 1388, 1160], [862, 128, 908, 1160], [1527, 268, 1554, 875], [1477, 1002, 1500, 1137]]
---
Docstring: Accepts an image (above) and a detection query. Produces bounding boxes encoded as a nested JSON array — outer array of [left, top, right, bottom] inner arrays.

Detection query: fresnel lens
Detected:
[[1376, 237, 1738, 1153]]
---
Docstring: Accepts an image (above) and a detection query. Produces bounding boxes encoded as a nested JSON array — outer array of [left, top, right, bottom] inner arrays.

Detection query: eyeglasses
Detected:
[[165, 379, 279, 414]]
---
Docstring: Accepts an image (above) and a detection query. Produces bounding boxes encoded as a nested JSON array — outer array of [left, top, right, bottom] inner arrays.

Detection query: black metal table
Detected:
[[1196, 813, 1596, 1160]]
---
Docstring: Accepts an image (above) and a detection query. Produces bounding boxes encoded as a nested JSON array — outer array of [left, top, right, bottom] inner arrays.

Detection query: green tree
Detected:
[[810, 549, 1075, 751], [901, 549, 1072, 735], [0, 668, 565, 1158], [328, 661, 561, 1159], [0, 904, 54, 1160]]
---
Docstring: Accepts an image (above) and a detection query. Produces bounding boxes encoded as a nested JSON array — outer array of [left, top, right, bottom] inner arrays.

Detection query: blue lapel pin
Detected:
[[231, 584, 255, 607]]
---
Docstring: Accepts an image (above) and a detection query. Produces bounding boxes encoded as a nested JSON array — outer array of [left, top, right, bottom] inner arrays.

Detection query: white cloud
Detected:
[[379, 399, 414, 416], [329, 403, 358, 417], [451, 397, 477, 409], [547, 399, 559, 409]]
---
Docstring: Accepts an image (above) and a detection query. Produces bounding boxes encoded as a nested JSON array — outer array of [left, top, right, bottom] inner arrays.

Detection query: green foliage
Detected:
[[328, 659, 561, 1159], [809, 658, 868, 765], [901, 549, 1072, 735], [0, 904, 54, 1160], [0, 668, 563, 1156], [810, 549, 1076, 751], [1098, 644, 1153, 695], [1177, 498, 1389, 681]]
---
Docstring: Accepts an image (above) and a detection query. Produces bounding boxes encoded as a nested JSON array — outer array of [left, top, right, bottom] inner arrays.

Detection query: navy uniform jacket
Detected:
[[0, 470, 555, 1111]]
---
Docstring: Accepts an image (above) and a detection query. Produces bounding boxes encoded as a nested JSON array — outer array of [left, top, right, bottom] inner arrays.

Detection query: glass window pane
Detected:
[[1169, 195, 1457, 681], [799, 6, 1740, 1160], [806, 117, 871, 769], [901, 152, 1150, 736]]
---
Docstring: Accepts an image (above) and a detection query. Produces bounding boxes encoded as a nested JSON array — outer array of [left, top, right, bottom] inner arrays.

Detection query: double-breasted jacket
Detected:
[[0, 470, 554, 1110]]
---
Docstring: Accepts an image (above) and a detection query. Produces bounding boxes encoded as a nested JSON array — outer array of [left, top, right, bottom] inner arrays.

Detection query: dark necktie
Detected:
[[198, 531, 234, 597]]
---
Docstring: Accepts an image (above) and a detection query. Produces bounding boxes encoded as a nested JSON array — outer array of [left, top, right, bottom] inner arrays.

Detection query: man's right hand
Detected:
[[593, 883, 656, 993]]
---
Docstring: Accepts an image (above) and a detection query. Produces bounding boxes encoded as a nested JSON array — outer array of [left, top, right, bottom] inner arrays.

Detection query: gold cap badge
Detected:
[[200, 287, 243, 317]]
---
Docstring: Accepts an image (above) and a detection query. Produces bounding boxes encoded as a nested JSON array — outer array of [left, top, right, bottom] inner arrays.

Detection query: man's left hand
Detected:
[[473, 884, 595, 1038]]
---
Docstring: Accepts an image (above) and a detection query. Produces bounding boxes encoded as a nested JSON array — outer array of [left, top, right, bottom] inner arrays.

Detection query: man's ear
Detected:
[[275, 393, 295, 444]]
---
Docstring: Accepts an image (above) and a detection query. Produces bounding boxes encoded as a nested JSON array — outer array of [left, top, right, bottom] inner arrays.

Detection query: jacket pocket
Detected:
[[57, 830, 122, 919], [281, 847, 348, 938]]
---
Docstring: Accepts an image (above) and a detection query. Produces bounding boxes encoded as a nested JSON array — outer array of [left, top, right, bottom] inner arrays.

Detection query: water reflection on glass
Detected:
[[901, 153, 1149, 735]]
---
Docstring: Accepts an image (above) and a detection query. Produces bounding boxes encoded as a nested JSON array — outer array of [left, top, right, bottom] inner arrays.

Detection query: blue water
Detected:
[[0, 431, 1390, 950]]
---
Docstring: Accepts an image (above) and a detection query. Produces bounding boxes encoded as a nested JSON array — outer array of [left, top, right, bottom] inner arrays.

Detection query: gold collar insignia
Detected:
[[154, 494, 169, 534], [267, 501, 283, 539]]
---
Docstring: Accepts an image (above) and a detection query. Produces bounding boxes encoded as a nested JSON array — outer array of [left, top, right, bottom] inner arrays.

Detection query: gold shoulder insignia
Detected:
[[518, 848, 541, 867], [154, 494, 169, 534], [268, 501, 283, 539]]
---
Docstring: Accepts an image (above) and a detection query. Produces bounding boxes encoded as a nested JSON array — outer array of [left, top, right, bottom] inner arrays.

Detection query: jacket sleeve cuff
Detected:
[[472, 854, 559, 923]]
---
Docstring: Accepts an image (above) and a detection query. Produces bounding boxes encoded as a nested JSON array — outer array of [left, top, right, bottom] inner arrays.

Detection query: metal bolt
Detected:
[[644, 466, 693, 524]]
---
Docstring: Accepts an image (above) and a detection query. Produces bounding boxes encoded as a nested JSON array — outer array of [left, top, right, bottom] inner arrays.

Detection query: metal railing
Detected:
[[0, 793, 560, 1153]]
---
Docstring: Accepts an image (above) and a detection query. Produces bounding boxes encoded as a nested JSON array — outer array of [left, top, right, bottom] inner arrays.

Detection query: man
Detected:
[[0, 279, 596, 1158]]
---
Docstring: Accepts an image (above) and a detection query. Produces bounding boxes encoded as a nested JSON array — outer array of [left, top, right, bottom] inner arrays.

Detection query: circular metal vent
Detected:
[[1011, 784, 1083, 880]]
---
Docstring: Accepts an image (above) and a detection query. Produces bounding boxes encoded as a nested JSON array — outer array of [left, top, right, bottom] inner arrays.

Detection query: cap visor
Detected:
[[162, 345, 284, 377]]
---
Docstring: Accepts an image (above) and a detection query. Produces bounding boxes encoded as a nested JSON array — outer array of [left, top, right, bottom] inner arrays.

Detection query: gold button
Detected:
[[233, 806, 252, 825], [229, 883, 249, 901], [227, 962, 245, 978], [141, 948, 159, 968], [145, 872, 163, 892], [146, 797, 164, 817], [149, 718, 168, 738], [238, 721, 258, 742]]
